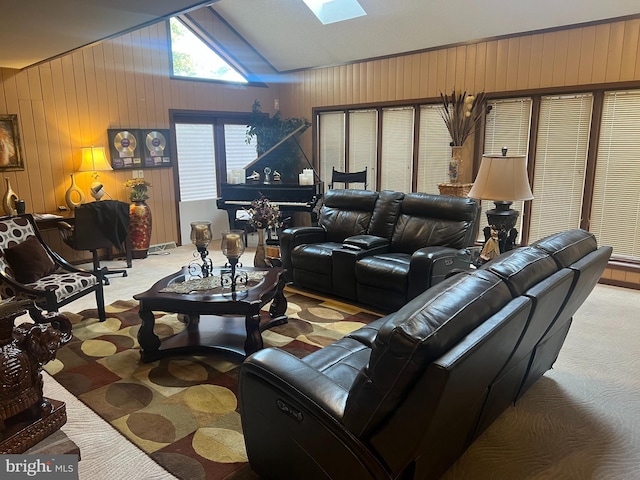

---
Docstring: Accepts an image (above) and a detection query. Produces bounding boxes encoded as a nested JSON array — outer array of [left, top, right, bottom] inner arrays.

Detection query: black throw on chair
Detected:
[[58, 200, 132, 285], [329, 166, 368, 189]]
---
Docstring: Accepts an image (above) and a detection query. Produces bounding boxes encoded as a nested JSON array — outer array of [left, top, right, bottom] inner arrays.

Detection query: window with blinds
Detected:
[[224, 124, 255, 171], [417, 105, 452, 194], [318, 112, 346, 187], [528, 94, 592, 242], [591, 90, 640, 260], [348, 109, 377, 187], [175, 123, 217, 201], [480, 98, 532, 239], [380, 107, 414, 192]]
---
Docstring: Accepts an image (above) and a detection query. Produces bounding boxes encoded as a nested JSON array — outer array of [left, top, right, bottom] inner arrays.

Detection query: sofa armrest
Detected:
[[408, 247, 472, 299], [281, 226, 327, 282], [343, 235, 389, 250], [239, 348, 391, 480], [241, 348, 349, 419]]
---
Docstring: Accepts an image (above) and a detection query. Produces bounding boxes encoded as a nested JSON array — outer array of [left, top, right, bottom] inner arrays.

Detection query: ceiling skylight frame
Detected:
[[302, 0, 367, 25]]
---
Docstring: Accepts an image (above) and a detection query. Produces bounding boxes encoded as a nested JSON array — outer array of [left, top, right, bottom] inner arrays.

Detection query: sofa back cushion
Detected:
[[368, 190, 404, 240], [391, 193, 479, 253], [343, 268, 513, 437], [532, 228, 597, 268], [319, 189, 379, 242]]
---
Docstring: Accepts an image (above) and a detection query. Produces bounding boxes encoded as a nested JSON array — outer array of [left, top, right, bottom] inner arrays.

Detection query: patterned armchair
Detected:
[[0, 214, 106, 322]]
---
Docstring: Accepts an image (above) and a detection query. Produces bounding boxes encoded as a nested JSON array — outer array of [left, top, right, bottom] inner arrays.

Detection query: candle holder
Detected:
[[220, 230, 248, 292], [189, 221, 213, 278]]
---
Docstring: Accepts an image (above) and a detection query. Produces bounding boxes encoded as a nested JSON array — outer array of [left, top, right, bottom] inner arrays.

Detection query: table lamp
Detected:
[[467, 147, 534, 255], [79, 146, 112, 201]]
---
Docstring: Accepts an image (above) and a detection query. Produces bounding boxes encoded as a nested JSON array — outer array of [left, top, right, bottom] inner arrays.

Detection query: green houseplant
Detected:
[[245, 100, 310, 180]]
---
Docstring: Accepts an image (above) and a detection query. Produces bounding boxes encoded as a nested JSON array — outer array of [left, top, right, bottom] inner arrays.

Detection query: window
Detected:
[[380, 107, 414, 192], [417, 105, 452, 194], [348, 109, 377, 183], [175, 123, 217, 201], [169, 18, 247, 83], [480, 98, 532, 239], [591, 90, 640, 260], [528, 94, 592, 242], [318, 112, 346, 186]]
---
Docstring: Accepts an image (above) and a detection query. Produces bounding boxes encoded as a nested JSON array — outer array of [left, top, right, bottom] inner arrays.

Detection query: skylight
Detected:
[[302, 0, 367, 25], [169, 18, 248, 83]]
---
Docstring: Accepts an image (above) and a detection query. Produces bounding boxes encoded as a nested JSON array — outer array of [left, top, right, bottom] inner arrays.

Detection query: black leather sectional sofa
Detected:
[[280, 189, 481, 312], [239, 229, 612, 480]]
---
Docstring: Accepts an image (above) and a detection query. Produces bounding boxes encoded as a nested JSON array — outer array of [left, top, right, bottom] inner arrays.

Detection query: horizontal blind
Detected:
[[591, 90, 640, 260], [318, 112, 345, 188], [175, 123, 217, 201], [529, 94, 592, 242], [348, 110, 377, 189], [417, 105, 451, 194], [480, 98, 532, 241], [380, 107, 414, 192], [224, 124, 255, 171]]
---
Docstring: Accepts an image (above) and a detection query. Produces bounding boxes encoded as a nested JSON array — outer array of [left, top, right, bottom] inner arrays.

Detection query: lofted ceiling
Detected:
[[1, 0, 640, 72]]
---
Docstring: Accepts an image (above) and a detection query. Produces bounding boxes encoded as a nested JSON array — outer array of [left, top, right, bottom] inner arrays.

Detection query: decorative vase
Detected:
[[449, 146, 464, 183], [129, 200, 152, 259], [64, 173, 85, 210], [254, 228, 267, 268], [2, 177, 18, 216]]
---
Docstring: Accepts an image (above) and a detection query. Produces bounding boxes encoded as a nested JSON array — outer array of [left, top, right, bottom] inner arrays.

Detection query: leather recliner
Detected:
[[280, 189, 481, 312]]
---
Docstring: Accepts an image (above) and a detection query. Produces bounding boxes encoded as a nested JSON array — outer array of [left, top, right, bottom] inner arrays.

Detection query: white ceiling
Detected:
[[1, 0, 640, 72]]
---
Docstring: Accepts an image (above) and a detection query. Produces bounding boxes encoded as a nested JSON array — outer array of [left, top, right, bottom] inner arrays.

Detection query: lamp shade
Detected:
[[467, 154, 534, 201], [79, 146, 111, 173]]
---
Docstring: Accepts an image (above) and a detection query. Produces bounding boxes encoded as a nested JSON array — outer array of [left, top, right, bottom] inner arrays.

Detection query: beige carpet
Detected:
[[38, 244, 640, 479]]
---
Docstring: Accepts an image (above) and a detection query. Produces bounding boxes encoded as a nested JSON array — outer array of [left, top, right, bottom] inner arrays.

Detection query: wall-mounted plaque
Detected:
[[142, 129, 172, 168], [107, 129, 143, 170]]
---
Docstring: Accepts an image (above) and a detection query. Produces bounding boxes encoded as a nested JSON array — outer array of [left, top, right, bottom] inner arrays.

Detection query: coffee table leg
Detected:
[[244, 313, 263, 355], [269, 275, 288, 317], [137, 308, 161, 362]]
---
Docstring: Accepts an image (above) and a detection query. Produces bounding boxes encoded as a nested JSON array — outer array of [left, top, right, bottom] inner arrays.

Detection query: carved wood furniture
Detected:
[[0, 299, 72, 453]]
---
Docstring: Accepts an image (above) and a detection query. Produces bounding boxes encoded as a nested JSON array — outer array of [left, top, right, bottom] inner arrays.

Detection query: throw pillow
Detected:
[[4, 236, 56, 283]]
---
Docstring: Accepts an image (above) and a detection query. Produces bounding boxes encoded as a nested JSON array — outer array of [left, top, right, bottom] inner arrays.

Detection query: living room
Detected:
[[1, 1, 640, 479]]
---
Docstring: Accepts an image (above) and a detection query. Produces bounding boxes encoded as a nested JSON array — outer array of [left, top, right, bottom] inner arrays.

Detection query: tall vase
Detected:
[[129, 200, 152, 259], [254, 228, 267, 268], [64, 173, 85, 210], [449, 146, 464, 183], [2, 177, 18, 216]]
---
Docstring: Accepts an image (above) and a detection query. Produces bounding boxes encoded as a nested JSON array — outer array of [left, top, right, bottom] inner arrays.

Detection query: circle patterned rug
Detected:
[[46, 288, 380, 480]]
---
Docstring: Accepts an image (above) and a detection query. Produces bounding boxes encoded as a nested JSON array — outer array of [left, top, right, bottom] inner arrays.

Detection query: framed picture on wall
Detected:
[[141, 129, 172, 167], [0, 114, 25, 171], [107, 128, 143, 170]]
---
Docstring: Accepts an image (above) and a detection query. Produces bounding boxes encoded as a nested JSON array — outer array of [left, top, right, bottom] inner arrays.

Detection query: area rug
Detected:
[[44, 289, 380, 480]]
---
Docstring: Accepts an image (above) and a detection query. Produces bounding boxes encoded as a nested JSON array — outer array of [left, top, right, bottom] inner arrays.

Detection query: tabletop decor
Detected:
[[124, 178, 152, 258], [189, 221, 213, 277], [220, 230, 248, 292], [246, 194, 282, 267], [439, 90, 489, 183]]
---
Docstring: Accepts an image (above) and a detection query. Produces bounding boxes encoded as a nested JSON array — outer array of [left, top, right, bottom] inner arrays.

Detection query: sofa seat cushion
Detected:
[[292, 242, 343, 275], [355, 253, 411, 293], [303, 337, 372, 391]]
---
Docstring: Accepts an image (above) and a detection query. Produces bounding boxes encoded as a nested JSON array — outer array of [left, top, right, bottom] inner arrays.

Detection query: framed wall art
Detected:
[[0, 114, 25, 171], [107, 128, 173, 170]]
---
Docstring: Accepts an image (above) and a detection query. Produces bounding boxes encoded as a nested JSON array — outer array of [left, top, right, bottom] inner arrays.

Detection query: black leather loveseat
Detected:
[[280, 189, 481, 312], [239, 229, 611, 480]]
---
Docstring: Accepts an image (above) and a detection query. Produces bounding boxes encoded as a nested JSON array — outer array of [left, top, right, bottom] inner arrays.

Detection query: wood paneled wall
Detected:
[[0, 21, 278, 261], [279, 18, 640, 288]]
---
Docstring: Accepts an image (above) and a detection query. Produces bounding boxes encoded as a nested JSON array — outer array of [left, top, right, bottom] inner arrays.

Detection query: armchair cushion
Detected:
[[4, 236, 56, 283]]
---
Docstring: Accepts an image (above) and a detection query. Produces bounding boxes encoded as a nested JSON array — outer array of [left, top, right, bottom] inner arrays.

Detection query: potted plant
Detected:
[[245, 100, 310, 181]]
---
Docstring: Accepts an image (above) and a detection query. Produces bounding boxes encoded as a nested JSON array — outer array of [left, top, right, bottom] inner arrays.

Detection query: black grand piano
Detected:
[[216, 124, 324, 229]]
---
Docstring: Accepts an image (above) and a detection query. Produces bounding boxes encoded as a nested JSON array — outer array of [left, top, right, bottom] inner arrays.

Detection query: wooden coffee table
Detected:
[[134, 266, 287, 363]]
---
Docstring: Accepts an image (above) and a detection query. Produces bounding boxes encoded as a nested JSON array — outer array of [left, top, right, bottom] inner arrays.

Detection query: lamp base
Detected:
[[484, 201, 519, 253]]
